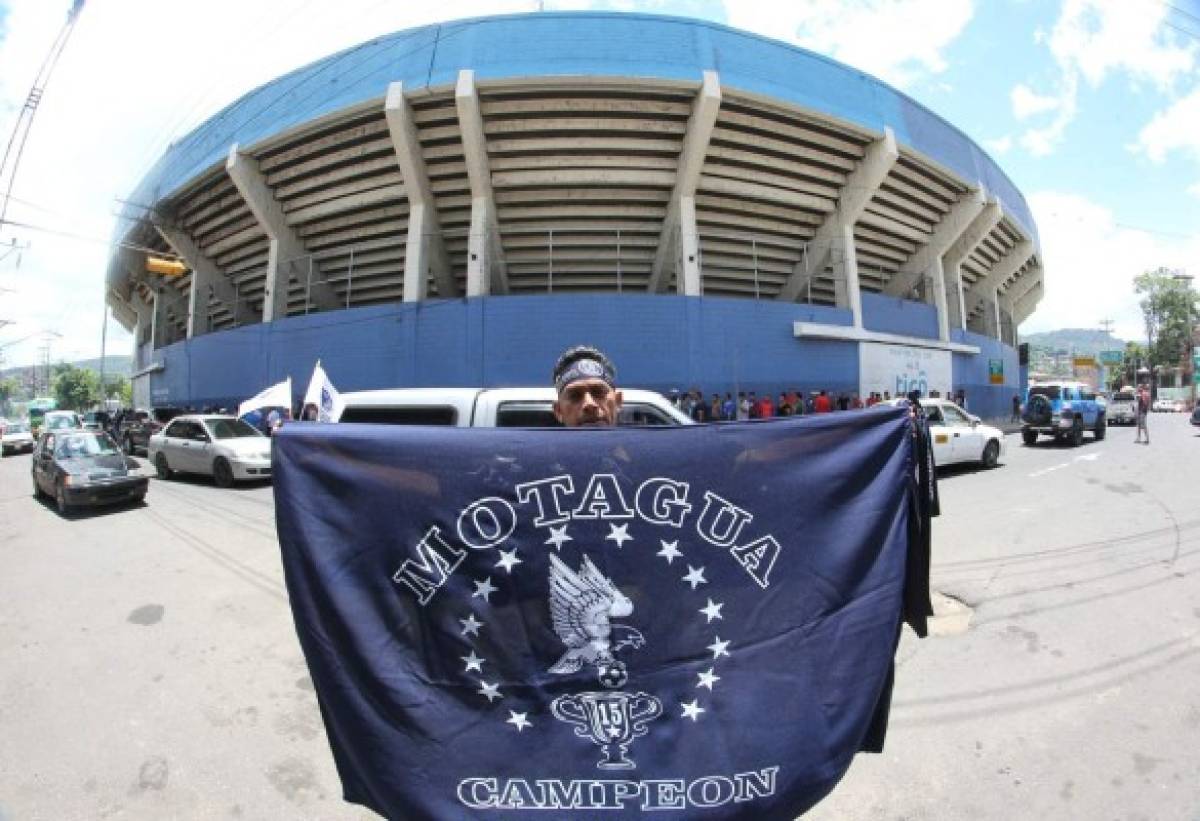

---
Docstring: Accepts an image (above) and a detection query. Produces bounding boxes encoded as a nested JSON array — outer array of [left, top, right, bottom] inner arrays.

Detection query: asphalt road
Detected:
[[0, 415, 1197, 820]]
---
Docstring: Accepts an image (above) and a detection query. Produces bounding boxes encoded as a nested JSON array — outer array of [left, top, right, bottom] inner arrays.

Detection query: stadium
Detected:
[[105, 12, 1043, 418]]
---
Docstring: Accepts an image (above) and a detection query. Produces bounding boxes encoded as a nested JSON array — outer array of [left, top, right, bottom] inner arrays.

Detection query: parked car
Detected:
[[120, 407, 186, 456], [31, 429, 148, 516], [887, 398, 1006, 468], [1192, 405, 1200, 428], [148, 415, 273, 487], [1152, 399, 1173, 413], [1106, 388, 1137, 426], [1, 420, 35, 456], [41, 410, 84, 434], [1021, 381, 1105, 446], [337, 387, 693, 427], [81, 410, 111, 431]]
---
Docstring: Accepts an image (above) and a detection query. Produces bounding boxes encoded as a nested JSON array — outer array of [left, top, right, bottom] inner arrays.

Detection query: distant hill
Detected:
[[1, 354, 132, 383], [1021, 329, 1127, 355]]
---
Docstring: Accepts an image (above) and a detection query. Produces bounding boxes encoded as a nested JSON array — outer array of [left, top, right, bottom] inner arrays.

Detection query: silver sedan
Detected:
[[147, 415, 272, 487]]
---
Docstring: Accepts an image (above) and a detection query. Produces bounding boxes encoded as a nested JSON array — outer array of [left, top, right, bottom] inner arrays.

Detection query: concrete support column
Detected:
[[263, 238, 286, 322], [947, 261, 968, 331], [832, 220, 863, 328], [931, 256, 950, 341], [154, 221, 253, 336], [456, 70, 507, 296], [993, 288, 1003, 340], [132, 295, 153, 365], [403, 203, 430, 302], [467, 196, 491, 297], [386, 81, 454, 301], [678, 195, 702, 296]]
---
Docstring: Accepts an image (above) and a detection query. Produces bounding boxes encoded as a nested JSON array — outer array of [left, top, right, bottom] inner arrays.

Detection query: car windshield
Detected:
[[1029, 386, 1061, 400], [205, 419, 262, 439], [54, 433, 119, 458], [7, 423, 29, 433], [47, 415, 79, 430]]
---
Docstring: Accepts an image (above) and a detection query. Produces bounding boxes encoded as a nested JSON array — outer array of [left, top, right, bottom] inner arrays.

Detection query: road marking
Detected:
[[1074, 453, 1101, 462], [1029, 463, 1070, 477]]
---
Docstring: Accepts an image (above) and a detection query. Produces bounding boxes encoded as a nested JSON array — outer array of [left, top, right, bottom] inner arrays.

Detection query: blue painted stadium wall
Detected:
[[149, 294, 1020, 419], [117, 12, 1035, 244], [951, 329, 1020, 420]]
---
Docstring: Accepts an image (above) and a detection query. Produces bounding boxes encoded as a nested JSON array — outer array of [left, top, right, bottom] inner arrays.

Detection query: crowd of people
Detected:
[[671, 387, 970, 422]]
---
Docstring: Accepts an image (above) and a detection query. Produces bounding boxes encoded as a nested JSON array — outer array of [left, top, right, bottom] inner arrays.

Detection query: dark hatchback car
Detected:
[[31, 430, 148, 516]]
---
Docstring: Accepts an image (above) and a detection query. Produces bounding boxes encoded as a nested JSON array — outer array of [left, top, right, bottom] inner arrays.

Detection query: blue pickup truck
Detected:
[[1021, 381, 1106, 447]]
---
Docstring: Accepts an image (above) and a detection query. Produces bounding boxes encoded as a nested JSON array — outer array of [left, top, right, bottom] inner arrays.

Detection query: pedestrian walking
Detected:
[[1010, 393, 1021, 422], [1135, 385, 1151, 444]]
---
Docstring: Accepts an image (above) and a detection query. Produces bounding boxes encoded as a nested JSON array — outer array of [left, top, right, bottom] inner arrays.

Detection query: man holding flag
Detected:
[[273, 348, 934, 819]]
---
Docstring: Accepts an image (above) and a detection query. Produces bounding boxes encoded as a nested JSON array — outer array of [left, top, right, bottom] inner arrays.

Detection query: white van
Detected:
[[1107, 387, 1137, 425], [338, 387, 692, 427]]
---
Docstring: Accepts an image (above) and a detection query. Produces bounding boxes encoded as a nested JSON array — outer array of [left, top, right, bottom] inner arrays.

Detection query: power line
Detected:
[[0, 217, 182, 260]]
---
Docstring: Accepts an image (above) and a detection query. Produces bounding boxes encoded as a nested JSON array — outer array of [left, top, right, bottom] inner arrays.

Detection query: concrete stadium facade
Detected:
[[106, 12, 1043, 418]]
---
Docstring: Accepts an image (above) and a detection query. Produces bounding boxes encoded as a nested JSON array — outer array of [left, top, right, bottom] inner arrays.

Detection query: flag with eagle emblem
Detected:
[[273, 405, 931, 820]]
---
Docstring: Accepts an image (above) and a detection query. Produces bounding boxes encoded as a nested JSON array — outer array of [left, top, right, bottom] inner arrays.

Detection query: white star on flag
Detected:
[[681, 700, 706, 721], [544, 525, 572, 551], [472, 577, 498, 601], [477, 681, 502, 702], [657, 539, 682, 564], [699, 598, 724, 623], [460, 614, 483, 637], [495, 548, 523, 574], [506, 710, 532, 732], [707, 636, 731, 659], [682, 565, 707, 590], [462, 651, 484, 673], [697, 668, 721, 690], [605, 522, 633, 547]]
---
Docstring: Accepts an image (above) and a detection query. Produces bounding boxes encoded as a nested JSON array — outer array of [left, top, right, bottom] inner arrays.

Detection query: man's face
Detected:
[[553, 378, 622, 427]]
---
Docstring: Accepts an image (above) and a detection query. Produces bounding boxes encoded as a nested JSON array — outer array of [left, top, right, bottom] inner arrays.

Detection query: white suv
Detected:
[[338, 387, 691, 427]]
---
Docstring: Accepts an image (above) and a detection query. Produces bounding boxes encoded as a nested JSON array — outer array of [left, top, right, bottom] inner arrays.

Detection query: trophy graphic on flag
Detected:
[[551, 690, 662, 770]]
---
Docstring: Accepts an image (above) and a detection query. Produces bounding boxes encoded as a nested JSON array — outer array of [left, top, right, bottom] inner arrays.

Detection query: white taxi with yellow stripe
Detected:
[[891, 398, 1006, 469]]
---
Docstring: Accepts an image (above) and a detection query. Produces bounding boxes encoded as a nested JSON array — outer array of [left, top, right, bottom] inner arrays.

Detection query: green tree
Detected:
[[102, 374, 132, 406], [1134, 268, 1199, 369], [0, 376, 20, 403], [53, 364, 100, 411]]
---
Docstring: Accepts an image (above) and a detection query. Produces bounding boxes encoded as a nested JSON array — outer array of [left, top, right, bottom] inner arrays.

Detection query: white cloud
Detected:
[[723, 0, 974, 89], [1010, 83, 1059, 120], [1015, 0, 1197, 157], [1133, 87, 1200, 165], [1022, 191, 1200, 340]]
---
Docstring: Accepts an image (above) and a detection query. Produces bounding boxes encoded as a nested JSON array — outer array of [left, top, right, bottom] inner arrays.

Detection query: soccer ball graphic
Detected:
[[597, 659, 628, 689]]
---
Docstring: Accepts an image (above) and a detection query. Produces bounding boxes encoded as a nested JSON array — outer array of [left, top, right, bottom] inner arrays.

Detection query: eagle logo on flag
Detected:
[[547, 553, 645, 687]]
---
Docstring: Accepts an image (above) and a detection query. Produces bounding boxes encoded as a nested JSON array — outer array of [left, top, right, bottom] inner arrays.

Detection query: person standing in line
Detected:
[[1011, 393, 1021, 422], [814, 390, 832, 413], [737, 392, 750, 420]]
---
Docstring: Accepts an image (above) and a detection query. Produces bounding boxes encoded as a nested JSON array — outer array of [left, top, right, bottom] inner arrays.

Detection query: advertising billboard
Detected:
[[859, 343, 952, 399]]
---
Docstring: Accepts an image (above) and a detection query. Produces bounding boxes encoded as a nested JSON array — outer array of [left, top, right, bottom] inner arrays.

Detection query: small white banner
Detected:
[[303, 361, 345, 423], [238, 377, 292, 419]]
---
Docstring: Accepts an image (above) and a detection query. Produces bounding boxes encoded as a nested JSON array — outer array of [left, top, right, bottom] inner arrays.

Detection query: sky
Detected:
[[0, 0, 1198, 368]]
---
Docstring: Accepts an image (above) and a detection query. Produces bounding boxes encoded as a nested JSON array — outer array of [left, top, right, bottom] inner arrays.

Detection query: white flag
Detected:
[[238, 377, 293, 420], [304, 361, 345, 423]]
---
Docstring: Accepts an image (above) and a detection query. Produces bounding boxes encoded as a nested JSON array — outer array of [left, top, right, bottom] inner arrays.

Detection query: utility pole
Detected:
[[1099, 318, 1114, 337]]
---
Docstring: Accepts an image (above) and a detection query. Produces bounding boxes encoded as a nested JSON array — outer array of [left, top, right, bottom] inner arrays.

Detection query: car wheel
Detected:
[[212, 457, 234, 489], [1070, 421, 1083, 447], [155, 453, 173, 480], [982, 440, 1000, 468], [1022, 429, 1038, 446], [1094, 416, 1106, 440], [55, 481, 72, 517]]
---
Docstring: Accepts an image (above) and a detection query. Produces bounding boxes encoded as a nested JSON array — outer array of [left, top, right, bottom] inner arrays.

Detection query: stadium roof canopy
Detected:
[[107, 12, 1043, 342]]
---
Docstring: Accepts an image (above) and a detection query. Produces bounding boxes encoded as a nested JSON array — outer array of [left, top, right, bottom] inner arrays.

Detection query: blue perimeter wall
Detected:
[[150, 294, 1020, 420]]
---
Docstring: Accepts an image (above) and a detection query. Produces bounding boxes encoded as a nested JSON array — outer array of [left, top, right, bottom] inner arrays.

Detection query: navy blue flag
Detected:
[[273, 407, 927, 820]]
